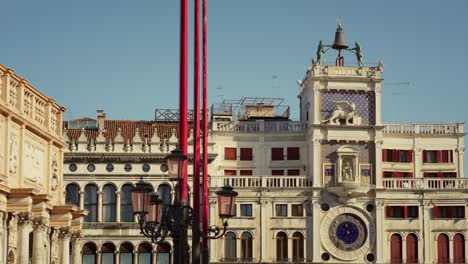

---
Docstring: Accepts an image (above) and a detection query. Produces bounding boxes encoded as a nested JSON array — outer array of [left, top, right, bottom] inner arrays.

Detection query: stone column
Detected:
[[374, 86, 382, 126], [114, 251, 120, 264], [79, 191, 85, 210], [152, 250, 157, 264], [312, 139, 321, 188], [59, 228, 71, 264], [32, 219, 48, 264], [375, 139, 383, 188], [71, 235, 82, 264], [402, 236, 407, 264], [422, 201, 432, 263], [457, 147, 465, 177], [132, 250, 138, 264], [0, 212, 6, 264], [17, 213, 32, 264], [414, 147, 422, 178], [260, 200, 269, 262], [449, 236, 454, 264], [375, 200, 385, 263], [209, 200, 217, 261], [311, 199, 321, 263], [96, 250, 102, 264], [116, 191, 121, 223], [97, 190, 103, 222]]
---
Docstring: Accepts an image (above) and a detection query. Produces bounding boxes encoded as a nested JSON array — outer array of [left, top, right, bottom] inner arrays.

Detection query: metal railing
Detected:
[[382, 178, 468, 190], [212, 121, 307, 133], [211, 176, 313, 189]]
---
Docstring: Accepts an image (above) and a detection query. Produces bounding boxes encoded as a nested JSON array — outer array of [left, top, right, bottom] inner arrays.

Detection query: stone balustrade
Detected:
[[0, 65, 64, 137], [383, 123, 464, 135], [211, 176, 313, 189], [382, 178, 468, 190], [212, 121, 307, 133]]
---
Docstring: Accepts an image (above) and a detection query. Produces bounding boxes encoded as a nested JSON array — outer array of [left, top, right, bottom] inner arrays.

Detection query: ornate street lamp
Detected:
[[131, 148, 238, 255], [166, 146, 188, 182]]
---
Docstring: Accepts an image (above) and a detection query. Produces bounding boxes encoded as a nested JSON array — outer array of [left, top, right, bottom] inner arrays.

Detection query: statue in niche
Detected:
[[342, 160, 354, 181], [8, 135, 18, 174], [323, 100, 361, 126], [50, 153, 59, 191]]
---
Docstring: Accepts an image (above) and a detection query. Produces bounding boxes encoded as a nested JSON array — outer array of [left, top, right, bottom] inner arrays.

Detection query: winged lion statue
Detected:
[[322, 100, 361, 125]]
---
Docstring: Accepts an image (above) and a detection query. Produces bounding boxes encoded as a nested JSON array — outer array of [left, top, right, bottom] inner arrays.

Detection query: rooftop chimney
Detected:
[[97, 110, 106, 130]]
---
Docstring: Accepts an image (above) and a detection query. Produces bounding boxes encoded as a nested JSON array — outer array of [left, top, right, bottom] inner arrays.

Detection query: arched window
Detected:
[[157, 184, 171, 206], [406, 233, 418, 264], [103, 184, 117, 222], [121, 184, 134, 222], [156, 243, 171, 264], [84, 184, 98, 222], [119, 243, 134, 264], [454, 233, 465, 264], [240, 232, 253, 261], [438, 233, 450, 263], [82, 242, 97, 264], [225, 232, 237, 261], [65, 183, 80, 206], [101, 243, 116, 264], [276, 232, 288, 261], [390, 234, 402, 264], [138, 243, 153, 264], [292, 232, 304, 261]]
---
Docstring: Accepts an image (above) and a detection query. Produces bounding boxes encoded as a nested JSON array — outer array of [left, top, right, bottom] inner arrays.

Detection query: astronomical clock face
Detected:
[[321, 206, 375, 261], [329, 214, 367, 252]]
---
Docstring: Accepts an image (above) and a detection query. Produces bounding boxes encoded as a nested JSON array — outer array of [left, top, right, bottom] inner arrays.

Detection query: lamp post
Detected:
[[131, 148, 238, 264]]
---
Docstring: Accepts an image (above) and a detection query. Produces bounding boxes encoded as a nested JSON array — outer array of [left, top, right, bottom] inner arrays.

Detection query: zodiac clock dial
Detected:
[[329, 213, 367, 252]]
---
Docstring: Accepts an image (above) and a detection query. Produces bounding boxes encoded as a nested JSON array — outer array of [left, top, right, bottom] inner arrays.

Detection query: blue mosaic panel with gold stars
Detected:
[[321, 92, 375, 125], [329, 213, 367, 252]]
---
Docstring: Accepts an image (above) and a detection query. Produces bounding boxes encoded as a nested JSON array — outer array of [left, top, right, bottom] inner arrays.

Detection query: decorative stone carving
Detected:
[[8, 134, 18, 174], [323, 101, 362, 125], [51, 152, 59, 191], [160, 137, 169, 153], [24, 141, 45, 183]]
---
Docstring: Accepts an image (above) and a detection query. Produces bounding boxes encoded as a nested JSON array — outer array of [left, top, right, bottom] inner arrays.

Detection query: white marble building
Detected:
[[62, 62, 467, 263]]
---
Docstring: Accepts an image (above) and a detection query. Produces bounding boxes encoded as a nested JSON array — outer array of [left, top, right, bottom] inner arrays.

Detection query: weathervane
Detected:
[[313, 18, 364, 67]]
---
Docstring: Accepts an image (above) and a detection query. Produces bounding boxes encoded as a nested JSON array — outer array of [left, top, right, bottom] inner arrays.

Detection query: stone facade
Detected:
[[62, 67, 467, 264], [0, 64, 85, 264]]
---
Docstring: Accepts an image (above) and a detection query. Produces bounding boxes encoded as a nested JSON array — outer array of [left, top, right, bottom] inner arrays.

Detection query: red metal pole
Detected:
[[201, 0, 209, 262], [192, 0, 201, 262], [179, 0, 189, 203]]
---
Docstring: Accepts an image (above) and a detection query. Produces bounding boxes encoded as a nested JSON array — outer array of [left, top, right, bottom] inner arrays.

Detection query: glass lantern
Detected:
[[131, 179, 153, 215], [215, 185, 238, 219], [147, 192, 163, 223], [166, 147, 188, 182]]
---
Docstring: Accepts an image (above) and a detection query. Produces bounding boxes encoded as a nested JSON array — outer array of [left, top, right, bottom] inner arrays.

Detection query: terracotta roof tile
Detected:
[[65, 120, 186, 143]]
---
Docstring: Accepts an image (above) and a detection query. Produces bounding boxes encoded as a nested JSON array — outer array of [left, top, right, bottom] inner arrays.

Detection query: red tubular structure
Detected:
[[202, 0, 209, 262], [179, 0, 189, 203], [192, 0, 201, 262]]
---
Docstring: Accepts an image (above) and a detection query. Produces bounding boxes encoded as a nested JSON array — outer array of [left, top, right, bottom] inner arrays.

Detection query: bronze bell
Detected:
[[332, 22, 348, 50]]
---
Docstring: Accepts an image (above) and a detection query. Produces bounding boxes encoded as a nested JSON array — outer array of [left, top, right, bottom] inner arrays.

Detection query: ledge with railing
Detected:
[[212, 120, 307, 133], [383, 123, 464, 135], [382, 178, 468, 190], [211, 176, 313, 189]]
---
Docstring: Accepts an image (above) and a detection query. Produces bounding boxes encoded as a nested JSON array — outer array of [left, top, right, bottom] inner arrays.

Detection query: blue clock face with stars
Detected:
[[329, 214, 367, 252]]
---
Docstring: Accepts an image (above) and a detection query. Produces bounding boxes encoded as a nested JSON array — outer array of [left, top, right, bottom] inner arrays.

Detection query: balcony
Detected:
[[383, 123, 464, 135], [383, 178, 468, 190], [212, 121, 307, 133], [211, 176, 313, 189]]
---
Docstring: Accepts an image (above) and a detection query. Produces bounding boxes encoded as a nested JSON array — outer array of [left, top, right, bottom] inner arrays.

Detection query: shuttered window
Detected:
[[240, 148, 253, 160], [224, 148, 237, 160], [271, 148, 284, 160], [287, 147, 300, 160]]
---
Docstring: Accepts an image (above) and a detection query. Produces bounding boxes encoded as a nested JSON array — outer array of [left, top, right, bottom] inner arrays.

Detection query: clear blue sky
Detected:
[[1, 1, 467, 168]]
